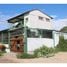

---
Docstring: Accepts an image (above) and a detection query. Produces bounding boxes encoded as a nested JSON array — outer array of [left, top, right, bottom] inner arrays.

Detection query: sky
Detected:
[[0, 4, 67, 31]]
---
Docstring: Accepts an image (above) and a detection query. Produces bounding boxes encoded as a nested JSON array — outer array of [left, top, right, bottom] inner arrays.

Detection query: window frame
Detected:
[[46, 18, 50, 22], [38, 16, 44, 21], [27, 28, 53, 39]]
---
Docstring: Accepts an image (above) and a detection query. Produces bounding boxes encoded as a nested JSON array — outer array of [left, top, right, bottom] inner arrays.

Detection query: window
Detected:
[[46, 18, 50, 22], [27, 29, 39, 38], [42, 30, 52, 38], [27, 28, 52, 38], [25, 18, 28, 22], [10, 28, 24, 37], [39, 16, 44, 20], [3, 32, 8, 44]]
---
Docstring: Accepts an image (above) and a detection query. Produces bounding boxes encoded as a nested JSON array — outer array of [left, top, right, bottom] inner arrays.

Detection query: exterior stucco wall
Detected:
[[26, 10, 53, 30], [53, 31, 67, 47], [53, 31, 60, 46], [27, 38, 54, 53]]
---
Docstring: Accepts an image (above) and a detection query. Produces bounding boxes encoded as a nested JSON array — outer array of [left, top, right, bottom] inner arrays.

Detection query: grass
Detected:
[[17, 53, 36, 59]]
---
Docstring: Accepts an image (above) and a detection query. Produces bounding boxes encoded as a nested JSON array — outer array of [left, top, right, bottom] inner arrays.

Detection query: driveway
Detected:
[[0, 52, 67, 63]]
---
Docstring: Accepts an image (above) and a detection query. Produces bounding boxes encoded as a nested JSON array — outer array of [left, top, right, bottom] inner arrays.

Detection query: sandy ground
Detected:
[[0, 52, 67, 63]]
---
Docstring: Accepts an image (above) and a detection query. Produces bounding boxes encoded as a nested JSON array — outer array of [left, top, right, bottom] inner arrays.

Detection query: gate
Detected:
[[10, 36, 24, 52]]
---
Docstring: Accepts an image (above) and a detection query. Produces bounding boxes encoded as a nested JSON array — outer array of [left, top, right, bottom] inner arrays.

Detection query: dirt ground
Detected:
[[0, 52, 67, 63]]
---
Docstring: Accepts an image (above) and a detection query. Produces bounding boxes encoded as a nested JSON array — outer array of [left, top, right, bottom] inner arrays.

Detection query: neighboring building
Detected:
[[0, 9, 67, 53], [60, 27, 67, 40]]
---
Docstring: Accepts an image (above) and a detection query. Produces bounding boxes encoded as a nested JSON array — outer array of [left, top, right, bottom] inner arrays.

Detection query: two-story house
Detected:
[[0, 9, 60, 53]]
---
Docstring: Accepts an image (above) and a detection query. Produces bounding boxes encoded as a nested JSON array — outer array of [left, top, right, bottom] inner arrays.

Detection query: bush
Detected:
[[56, 36, 67, 51], [0, 52, 3, 56], [17, 46, 55, 59], [17, 53, 36, 59], [34, 45, 55, 57]]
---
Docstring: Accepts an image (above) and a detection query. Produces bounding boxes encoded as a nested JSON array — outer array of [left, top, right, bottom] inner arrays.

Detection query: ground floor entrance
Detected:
[[10, 35, 24, 52]]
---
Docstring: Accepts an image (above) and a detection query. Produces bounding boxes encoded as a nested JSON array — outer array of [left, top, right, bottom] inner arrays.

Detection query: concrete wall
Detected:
[[27, 38, 54, 53], [3, 44, 10, 53], [25, 10, 53, 30], [53, 31, 60, 46]]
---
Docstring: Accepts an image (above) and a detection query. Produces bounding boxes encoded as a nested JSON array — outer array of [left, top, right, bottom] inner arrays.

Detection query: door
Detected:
[[10, 36, 24, 52]]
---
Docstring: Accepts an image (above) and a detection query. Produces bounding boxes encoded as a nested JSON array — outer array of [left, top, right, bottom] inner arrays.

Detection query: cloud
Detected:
[[51, 15, 58, 18], [0, 12, 13, 31], [53, 18, 67, 30]]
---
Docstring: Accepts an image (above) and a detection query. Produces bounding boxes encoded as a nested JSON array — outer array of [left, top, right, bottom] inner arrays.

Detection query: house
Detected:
[[60, 26, 67, 40], [0, 9, 66, 53]]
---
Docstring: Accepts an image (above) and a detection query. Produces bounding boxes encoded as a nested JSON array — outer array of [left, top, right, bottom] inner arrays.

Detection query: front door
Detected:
[[10, 36, 24, 52]]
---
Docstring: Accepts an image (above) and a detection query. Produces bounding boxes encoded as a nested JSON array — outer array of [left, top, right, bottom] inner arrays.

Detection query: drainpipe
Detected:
[[23, 18, 27, 53], [52, 31, 56, 55], [52, 31, 55, 48]]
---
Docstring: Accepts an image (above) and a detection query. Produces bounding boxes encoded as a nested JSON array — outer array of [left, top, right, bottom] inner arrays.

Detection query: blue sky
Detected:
[[0, 4, 67, 30]]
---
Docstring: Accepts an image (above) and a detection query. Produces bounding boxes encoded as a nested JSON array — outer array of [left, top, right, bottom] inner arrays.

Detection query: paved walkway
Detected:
[[0, 52, 67, 63]]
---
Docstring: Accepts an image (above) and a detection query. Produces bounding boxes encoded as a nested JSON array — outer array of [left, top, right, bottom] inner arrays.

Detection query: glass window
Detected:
[[27, 29, 39, 38], [46, 18, 50, 22], [27, 29, 52, 38], [25, 18, 28, 23], [3, 32, 8, 44], [39, 16, 44, 20], [42, 30, 52, 38]]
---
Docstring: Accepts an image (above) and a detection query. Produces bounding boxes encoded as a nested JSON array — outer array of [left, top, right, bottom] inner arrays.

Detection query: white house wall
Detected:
[[53, 31, 60, 46], [3, 44, 10, 53], [27, 38, 54, 53], [25, 10, 53, 30]]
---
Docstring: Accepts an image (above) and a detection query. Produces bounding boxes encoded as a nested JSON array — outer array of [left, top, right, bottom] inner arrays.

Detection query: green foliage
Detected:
[[17, 46, 55, 59], [0, 52, 3, 56], [34, 45, 55, 57], [17, 53, 36, 59], [56, 36, 67, 51], [0, 51, 6, 57]]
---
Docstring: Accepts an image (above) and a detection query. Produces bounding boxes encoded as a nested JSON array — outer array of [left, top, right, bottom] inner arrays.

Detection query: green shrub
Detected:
[[0, 53, 3, 56], [34, 45, 55, 57], [56, 36, 67, 51], [17, 53, 36, 59], [0, 52, 4, 57], [17, 46, 55, 59]]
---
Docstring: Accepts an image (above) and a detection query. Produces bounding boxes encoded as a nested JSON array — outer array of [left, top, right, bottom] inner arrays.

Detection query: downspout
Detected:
[[24, 18, 27, 53], [52, 31, 56, 55], [52, 31, 55, 48]]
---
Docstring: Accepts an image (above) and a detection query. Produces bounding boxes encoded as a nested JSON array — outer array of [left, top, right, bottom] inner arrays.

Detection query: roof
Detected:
[[8, 9, 53, 23], [0, 29, 8, 32]]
